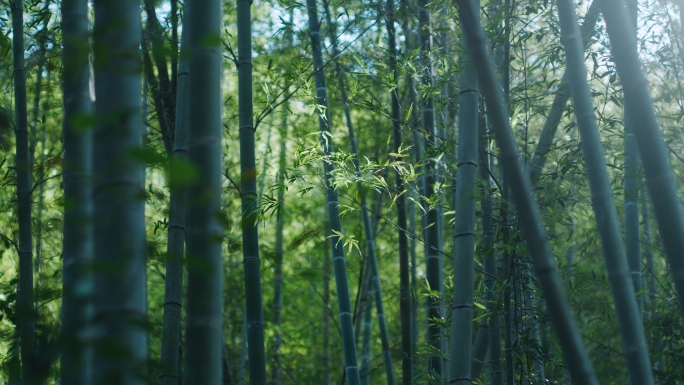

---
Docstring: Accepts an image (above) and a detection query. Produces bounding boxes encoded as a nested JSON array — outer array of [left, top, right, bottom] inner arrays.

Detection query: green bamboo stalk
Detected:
[[623, 0, 643, 315], [91, 0, 147, 383], [60, 0, 92, 383], [271, 87, 288, 385], [400, 3, 420, 373], [449, 5, 481, 383], [454, 0, 598, 382], [360, 285, 373, 385], [418, 0, 445, 378], [555, 1, 654, 383], [159, 1, 190, 383], [143, 0, 175, 154], [306, 0, 361, 383], [500, 3, 514, 384], [323, 249, 332, 385], [480, 119, 503, 385], [322, 2, 396, 383], [470, 319, 489, 380], [527, 0, 601, 182], [641, 186, 656, 309], [387, 0, 413, 382], [11, 0, 36, 381], [183, 0, 224, 382], [600, 0, 684, 321], [236, 0, 268, 384]]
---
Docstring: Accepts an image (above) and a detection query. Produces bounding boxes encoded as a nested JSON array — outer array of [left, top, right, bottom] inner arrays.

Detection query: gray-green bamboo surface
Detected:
[[237, 0, 268, 384], [184, 0, 224, 382], [454, 0, 599, 382], [11, 0, 36, 382], [449, 6, 481, 382], [480, 124, 503, 385], [387, 0, 413, 382], [159, 1, 190, 383], [91, 1, 147, 383], [306, 0, 361, 383], [418, 0, 445, 378], [601, 0, 684, 319], [60, 1, 92, 384], [623, 0, 643, 315]]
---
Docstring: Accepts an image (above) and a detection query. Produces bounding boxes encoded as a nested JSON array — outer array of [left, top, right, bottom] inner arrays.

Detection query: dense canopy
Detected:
[[1, 0, 684, 384]]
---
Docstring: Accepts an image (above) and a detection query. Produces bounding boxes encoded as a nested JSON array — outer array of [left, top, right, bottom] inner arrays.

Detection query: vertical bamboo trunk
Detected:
[[642, 188, 656, 309], [11, 0, 36, 381], [320, 3, 395, 383], [400, 4, 420, 373], [527, 0, 601, 182], [60, 1, 92, 384], [159, 1, 190, 383], [360, 286, 373, 385], [500, 2, 514, 384], [449, 5, 480, 383], [323, 249, 332, 385], [453, 0, 599, 383], [480, 117, 503, 385], [91, 0, 147, 383], [236, 0, 268, 384], [417, 0, 445, 378], [387, 0, 413, 382], [184, 0, 224, 382], [306, 1, 361, 383], [271, 94, 288, 385], [555, 1, 654, 383], [143, 0, 176, 154], [623, 0, 643, 315], [470, 320, 489, 380]]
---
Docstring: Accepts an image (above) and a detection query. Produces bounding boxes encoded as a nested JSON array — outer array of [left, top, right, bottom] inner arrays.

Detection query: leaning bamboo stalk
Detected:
[[454, 0, 598, 383], [555, 0, 654, 382], [601, 0, 684, 319], [527, 0, 600, 181]]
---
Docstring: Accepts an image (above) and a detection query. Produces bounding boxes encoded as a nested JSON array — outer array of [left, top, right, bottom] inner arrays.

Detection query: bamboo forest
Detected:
[[4, 0, 684, 383]]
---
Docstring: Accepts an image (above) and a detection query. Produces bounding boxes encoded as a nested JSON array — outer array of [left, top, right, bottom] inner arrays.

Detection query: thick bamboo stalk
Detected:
[[60, 1, 92, 384], [453, 0, 598, 382], [159, 1, 190, 383], [11, 0, 36, 381], [184, 0, 224, 382], [555, 0, 654, 383], [306, 0, 361, 383], [91, 0, 147, 383], [448, 3, 481, 382], [236, 0, 268, 384], [601, 0, 684, 321]]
